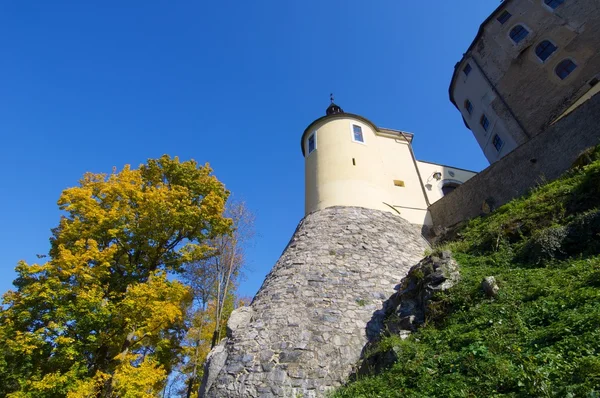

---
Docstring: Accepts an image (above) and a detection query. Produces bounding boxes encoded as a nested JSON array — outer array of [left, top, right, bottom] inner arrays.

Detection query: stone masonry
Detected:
[[200, 206, 429, 397]]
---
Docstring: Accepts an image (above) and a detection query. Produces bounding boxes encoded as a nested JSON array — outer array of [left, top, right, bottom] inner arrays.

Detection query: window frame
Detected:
[[497, 10, 512, 24], [535, 40, 558, 62], [555, 58, 578, 80], [480, 114, 490, 132], [463, 63, 472, 76], [351, 124, 366, 144], [307, 131, 317, 155], [543, 0, 565, 10], [464, 99, 474, 115], [492, 134, 504, 152], [509, 24, 530, 44]]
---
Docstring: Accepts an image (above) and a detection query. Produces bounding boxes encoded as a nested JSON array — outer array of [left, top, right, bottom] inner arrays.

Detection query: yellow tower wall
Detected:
[[303, 115, 432, 225]]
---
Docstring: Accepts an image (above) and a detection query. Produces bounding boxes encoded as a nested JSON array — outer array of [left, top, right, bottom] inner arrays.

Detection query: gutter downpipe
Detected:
[[399, 131, 431, 208], [470, 56, 532, 140]]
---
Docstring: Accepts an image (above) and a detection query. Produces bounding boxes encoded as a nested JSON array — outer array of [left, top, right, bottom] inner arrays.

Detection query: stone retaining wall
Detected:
[[430, 93, 600, 229], [200, 206, 429, 397]]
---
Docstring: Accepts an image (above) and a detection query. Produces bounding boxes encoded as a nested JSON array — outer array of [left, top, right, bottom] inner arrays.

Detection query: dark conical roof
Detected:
[[326, 93, 344, 116]]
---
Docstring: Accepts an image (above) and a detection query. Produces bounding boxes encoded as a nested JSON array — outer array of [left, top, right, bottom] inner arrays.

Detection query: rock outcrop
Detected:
[[354, 251, 460, 376], [200, 206, 429, 397]]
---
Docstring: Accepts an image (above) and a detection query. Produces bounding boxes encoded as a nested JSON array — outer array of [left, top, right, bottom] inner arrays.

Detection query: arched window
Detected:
[[510, 25, 529, 44], [555, 59, 577, 80], [464, 99, 473, 115], [544, 0, 565, 9], [442, 183, 460, 196], [535, 40, 557, 62]]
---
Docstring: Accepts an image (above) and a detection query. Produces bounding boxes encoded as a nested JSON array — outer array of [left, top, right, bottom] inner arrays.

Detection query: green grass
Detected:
[[334, 148, 600, 397]]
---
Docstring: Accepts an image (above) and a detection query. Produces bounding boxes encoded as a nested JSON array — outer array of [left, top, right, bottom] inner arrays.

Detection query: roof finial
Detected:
[[325, 94, 344, 116]]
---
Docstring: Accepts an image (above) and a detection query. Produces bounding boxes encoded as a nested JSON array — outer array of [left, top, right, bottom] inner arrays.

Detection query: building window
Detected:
[[307, 132, 316, 154], [544, 0, 565, 9], [464, 99, 473, 115], [442, 183, 460, 196], [509, 25, 529, 44], [352, 124, 364, 143], [492, 134, 504, 151], [480, 114, 490, 131], [535, 40, 557, 62], [555, 59, 577, 80], [463, 63, 472, 76], [497, 10, 512, 24]]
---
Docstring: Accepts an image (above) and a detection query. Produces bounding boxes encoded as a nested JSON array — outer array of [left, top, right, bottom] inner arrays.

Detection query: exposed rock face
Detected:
[[383, 251, 460, 337], [481, 276, 499, 298], [355, 251, 460, 376], [200, 206, 429, 397]]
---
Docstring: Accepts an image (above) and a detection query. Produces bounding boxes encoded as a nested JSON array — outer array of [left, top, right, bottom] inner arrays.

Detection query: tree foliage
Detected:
[[177, 201, 254, 397], [0, 156, 231, 397]]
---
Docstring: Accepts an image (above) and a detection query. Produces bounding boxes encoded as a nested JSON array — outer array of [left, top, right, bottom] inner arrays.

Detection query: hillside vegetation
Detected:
[[335, 147, 600, 397]]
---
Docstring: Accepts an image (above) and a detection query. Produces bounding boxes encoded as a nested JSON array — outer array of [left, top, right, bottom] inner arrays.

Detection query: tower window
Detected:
[[352, 124, 364, 143], [492, 134, 504, 151], [480, 114, 490, 131], [544, 0, 565, 9], [463, 63, 472, 76], [465, 99, 473, 115], [497, 10, 512, 24], [535, 40, 557, 62], [509, 25, 529, 44], [307, 132, 316, 154], [555, 59, 577, 80]]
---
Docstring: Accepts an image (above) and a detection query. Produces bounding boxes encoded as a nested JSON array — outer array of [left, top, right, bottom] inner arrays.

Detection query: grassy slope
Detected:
[[334, 149, 600, 397]]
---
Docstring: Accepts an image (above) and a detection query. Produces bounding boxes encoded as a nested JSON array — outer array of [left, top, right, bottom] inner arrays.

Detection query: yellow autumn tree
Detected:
[[0, 156, 231, 397]]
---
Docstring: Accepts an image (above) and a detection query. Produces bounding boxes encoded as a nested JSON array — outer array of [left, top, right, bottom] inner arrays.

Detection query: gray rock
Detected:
[[481, 276, 499, 298], [226, 306, 254, 338], [199, 206, 429, 397], [355, 251, 460, 376]]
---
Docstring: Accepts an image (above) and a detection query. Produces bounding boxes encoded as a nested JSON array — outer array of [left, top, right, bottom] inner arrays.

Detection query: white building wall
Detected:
[[416, 161, 477, 204], [452, 58, 518, 163]]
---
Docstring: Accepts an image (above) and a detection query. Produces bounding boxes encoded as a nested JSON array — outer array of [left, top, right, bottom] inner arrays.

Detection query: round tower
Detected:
[[302, 100, 396, 215]]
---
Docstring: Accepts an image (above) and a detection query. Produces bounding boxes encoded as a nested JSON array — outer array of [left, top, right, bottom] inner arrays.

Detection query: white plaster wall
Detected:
[[452, 58, 518, 164], [416, 161, 477, 204]]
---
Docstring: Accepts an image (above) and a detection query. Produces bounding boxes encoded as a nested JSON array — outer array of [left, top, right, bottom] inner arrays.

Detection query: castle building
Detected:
[[200, 102, 477, 397], [302, 100, 476, 226], [450, 0, 600, 163]]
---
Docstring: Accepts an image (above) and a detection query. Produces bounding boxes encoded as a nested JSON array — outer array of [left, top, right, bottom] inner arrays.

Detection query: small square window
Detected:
[[480, 115, 490, 131], [497, 10, 512, 24], [463, 63, 472, 76], [308, 132, 316, 154], [510, 25, 529, 44], [544, 0, 565, 10], [492, 134, 504, 151], [352, 125, 364, 143], [465, 99, 473, 115]]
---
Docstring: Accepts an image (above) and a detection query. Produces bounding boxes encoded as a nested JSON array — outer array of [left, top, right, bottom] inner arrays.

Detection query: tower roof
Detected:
[[326, 93, 344, 116]]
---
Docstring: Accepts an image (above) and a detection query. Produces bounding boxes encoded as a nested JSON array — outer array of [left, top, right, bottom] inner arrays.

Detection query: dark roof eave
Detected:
[[300, 113, 413, 156]]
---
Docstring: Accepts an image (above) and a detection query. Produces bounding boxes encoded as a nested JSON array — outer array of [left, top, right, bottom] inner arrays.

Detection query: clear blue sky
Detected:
[[0, 0, 498, 298]]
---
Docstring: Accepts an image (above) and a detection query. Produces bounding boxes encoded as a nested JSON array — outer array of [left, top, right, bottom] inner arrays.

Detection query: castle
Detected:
[[449, 0, 600, 163], [200, 1, 600, 396]]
